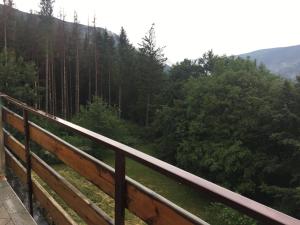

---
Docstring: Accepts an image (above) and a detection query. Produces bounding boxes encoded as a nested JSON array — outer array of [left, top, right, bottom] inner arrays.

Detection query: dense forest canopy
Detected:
[[0, 0, 299, 223]]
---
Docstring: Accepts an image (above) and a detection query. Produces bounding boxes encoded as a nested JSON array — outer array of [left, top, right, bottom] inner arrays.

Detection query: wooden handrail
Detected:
[[5, 149, 77, 225], [3, 131, 113, 225], [3, 108, 207, 225], [1, 93, 300, 225]]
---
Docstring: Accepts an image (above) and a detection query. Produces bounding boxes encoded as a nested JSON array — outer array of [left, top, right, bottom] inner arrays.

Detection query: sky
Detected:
[[13, 0, 300, 64]]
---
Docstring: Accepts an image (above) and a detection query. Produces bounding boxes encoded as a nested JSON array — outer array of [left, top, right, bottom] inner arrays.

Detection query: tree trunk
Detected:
[[61, 58, 63, 115], [75, 46, 80, 113], [108, 70, 111, 106], [94, 48, 98, 97], [63, 51, 67, 118], [45, 44, 49, 112], [34, 81, 38, 109], [3, 19, 7, 64], [88, 63, 91, 102], [118, 85, 122, 119], [37, 70, 41, 109], [52, 62, 56, 115], [69, 57, 73, 116], [49, 60, 52, 114], [145, 94, 150, 127]]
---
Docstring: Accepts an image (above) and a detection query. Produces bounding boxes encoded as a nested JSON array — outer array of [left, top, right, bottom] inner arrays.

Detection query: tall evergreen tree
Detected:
[[138, 23, 166, 126], [39, 0, 55, 113], [1, 0, 14, 64], [117, 27, 133, 118], [73, 11, 80, 114], [93, 16, 98, 97]]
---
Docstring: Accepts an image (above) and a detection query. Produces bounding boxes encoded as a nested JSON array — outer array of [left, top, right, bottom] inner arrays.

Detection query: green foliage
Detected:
[[152, 53, 300, 218], [137, 23, 167, 126], [72, 97, 134, 145], [206, 203, 257, 225], [0, 51, 38, 104], [1, 4, 299, 220], [39, 0, 55, 17]]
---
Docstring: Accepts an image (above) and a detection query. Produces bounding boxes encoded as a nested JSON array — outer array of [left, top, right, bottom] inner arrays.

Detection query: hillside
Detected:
[[240, 44, 300, 79], [0, 4, 118, 41]]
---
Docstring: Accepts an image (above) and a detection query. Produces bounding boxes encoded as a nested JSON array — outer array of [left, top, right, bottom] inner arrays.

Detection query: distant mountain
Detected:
[[0, 4, 119, 42], [239, 45, 300, 79]]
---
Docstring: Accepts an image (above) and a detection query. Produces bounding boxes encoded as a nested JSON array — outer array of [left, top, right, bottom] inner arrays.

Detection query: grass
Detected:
[[101, 144, 211, 217], [36, 166, 145, 225], [29, 118, 254, 225], [33, 143, 212, 225]]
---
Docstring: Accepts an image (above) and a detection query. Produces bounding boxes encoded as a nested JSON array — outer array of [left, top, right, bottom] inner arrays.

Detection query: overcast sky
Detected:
[[13, 0, 300, 64]]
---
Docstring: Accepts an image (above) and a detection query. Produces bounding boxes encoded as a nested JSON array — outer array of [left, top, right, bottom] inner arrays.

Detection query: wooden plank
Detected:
[[3, 116, 207, 225], [3, 107, 115, 197], [0, 102, 5, 176], [4, 130, 113, 225], [5, 148, 26, 183], [114, 152, 126, 225], [2, 95, 300, 225], [4, 129, 26, 162], [32, 153, 113, 225], [4, 133, 113, 225], [32, 180, 77, 225], [5, 149, 77, 225], [2, 107, 24, 133], [23, 109, 34, 215]]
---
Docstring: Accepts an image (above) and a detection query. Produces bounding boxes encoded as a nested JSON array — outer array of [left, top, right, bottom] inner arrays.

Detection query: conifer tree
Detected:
[[39, 0, 55, 112], [138, 23, 166, 126], [57, 10, 68, 118], [117, 27, 133, 118], [2, 0, 14, 64], [73, 11, 80, 114], [87, 18, 92, 102], [62, 12, 68, 118], [93, 16, 98, 97]]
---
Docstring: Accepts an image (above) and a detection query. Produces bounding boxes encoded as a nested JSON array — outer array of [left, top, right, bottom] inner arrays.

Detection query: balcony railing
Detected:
[[0, 93, 299, 225]]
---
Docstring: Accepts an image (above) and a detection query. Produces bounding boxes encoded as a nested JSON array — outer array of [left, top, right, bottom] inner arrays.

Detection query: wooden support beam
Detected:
[[114, 152, 126, 225], [0, 102, 5, 177], [4, 130, 113, 225], [23, 109, 33, 215], [31, 153, 113, 225], [3, 115, 207, 225], [2, 92, 300, 225], [5, 149, 77, 225]]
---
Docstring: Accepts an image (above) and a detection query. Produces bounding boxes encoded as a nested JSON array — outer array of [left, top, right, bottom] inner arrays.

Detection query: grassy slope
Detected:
[[34, 143, 212, 225], [102, 144, 211, 217]]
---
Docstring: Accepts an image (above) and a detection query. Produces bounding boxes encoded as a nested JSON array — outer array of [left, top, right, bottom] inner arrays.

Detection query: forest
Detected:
[[0, 0, 299, 224]]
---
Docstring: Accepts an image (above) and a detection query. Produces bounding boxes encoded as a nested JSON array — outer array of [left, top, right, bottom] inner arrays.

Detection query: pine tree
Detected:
[[117, 27, 133, 118], [73, 11, 80, 114], [93, 16, 98, 97], [87, 18, 92, 102], [62, 11, 68, 118], [39, 0, 55, 112], [108, 34, 113, 106], [2, 0, 14, 64], [138, 23, 166, 126]]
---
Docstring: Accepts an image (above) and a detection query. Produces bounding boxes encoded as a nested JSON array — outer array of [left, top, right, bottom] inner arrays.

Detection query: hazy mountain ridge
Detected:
[[239, 44, 300, 79], [0, 4, 119, 41]]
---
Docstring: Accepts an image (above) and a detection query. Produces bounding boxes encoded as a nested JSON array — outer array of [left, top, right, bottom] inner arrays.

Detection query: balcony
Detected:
[[0, 93, 299, 225]]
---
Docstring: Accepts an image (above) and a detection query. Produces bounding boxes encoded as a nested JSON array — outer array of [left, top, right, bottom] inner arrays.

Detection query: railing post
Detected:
[[0, 97, 5, 178], [23, 109, 33, 216], [115, 151, 126, 225]]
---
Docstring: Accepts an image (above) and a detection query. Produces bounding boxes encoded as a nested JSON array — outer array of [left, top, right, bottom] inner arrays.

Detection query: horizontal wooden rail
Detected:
[[2, 93, 300, 225], [31, 151, 113, 225], [3, 117, 206, 225], [4, 130, 113, 225], [5, 149, 77, 225]]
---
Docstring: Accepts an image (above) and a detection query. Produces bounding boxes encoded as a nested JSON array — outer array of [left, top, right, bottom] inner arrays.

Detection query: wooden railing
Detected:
[[0, 93, 299, 225]]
